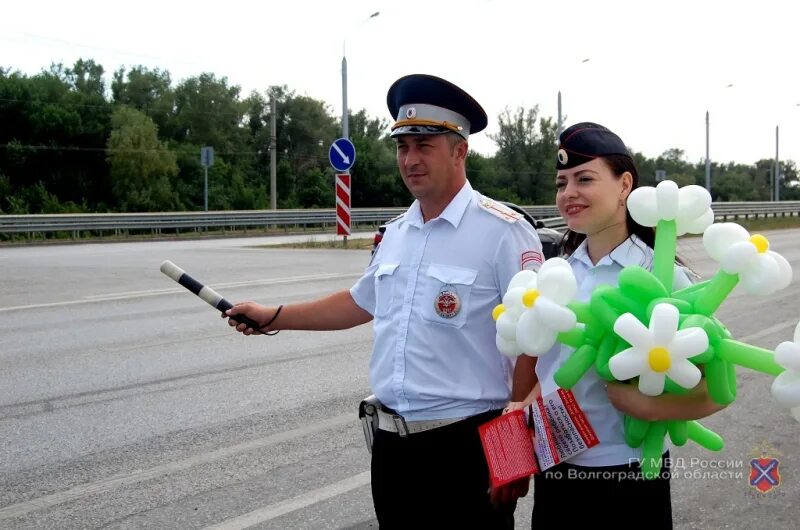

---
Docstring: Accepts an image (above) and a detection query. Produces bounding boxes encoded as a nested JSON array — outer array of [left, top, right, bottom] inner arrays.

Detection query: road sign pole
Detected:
[[336, 173, 351, 245], [200, 146, 214, 213], [329, 138, 356, 242]]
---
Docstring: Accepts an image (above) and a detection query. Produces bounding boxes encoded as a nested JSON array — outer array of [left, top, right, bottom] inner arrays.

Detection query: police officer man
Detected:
[[225, 74, 543, 528]]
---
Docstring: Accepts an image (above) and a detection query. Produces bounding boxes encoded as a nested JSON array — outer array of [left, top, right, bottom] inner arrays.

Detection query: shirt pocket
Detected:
[[373, 262, 399, 317], [420, 264, 478, 329]]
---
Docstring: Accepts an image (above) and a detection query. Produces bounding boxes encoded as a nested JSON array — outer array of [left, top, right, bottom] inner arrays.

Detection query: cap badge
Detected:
[[405, 107, 417, 119], [557, 149, 569, 165], [434, 285, 461, 319]]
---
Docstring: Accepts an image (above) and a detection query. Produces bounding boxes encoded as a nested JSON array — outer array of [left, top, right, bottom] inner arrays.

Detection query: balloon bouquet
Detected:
[[493, 180, 797, 478]]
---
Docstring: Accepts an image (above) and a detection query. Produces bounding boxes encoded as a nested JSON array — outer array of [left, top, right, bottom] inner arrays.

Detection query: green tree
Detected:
[[0, 61, 113, 208], [491, 107, 558, 204], [347, 109, 400, 207], [246, 86, 340, 208], [297, 167, 333, 208], [106, 106, 179, 211], [111, 66, 174, 134], [170, 73, 246, 152]]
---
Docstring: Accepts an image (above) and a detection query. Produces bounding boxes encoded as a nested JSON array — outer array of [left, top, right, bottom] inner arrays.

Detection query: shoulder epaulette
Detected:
[[385, 213, 405, 225], [477, 196, 521, 224]]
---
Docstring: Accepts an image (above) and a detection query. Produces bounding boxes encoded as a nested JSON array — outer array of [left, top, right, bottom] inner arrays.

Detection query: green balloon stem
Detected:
[[726, 359, 738, 399], [705, 358, 735, 405], [557, 327, 585, 348], [567, 301, 592, 324], [693, 271, 739, 316], [624, 416, 650, 448], [594, 335, 619, 381], [717, 339, 785, 376], [653, 220, 678, 293], [641, 422, 668, 479], [668, 420, 689, 446], [672, 280, 710, 304], [687, 421, 724, 451], [553, 344, 597, 390]]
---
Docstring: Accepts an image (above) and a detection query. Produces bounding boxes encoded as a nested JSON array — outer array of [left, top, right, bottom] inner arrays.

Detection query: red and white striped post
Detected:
[[335, 173, 351, 239]]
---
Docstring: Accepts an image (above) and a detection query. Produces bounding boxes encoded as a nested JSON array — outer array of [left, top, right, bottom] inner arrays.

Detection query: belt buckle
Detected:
[[392, 414, 409, 437]]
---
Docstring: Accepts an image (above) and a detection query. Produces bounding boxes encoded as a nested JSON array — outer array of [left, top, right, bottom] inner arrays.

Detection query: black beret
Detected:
[[557, 122, 631, 169], [387, 74, 488, 139]]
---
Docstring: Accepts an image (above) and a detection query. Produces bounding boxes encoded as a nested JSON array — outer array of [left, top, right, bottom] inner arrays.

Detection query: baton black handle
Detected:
[[160, 260, 265, 331]]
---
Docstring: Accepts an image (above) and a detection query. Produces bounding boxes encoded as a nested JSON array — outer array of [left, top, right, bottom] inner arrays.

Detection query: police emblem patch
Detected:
[[406, 106, 417, 119], [434, 285, 461, 319]]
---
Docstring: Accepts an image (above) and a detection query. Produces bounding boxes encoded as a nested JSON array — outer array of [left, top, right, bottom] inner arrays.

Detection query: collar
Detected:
[[400, 180, 473, 229], [568, 234, 652, 268]]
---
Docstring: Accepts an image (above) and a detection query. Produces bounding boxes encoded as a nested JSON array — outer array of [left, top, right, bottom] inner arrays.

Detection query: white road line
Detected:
[[203, 471, 371, 530], [0, 273, 361, 313], [0, 414, 353, 521], [738, 320, 797, 344]]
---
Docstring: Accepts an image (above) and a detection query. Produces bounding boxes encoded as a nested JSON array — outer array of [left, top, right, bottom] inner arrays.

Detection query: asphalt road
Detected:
[[0, 229, 798, 529]]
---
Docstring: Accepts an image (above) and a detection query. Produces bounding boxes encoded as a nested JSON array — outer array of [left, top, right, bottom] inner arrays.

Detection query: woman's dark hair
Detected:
[[559, 154, 655, 256]]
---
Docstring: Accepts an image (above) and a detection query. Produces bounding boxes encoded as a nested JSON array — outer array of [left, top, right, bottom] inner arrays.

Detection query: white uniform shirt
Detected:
[[535, 235, 693, 467], [350, 181, 543, 421]]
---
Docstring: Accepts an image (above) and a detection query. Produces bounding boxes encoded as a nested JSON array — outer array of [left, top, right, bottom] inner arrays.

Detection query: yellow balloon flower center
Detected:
[[749, 234, 769, 253], [523, 289, 540, 307], [648, 347, 672, 373], [492, 304, 505, 321]]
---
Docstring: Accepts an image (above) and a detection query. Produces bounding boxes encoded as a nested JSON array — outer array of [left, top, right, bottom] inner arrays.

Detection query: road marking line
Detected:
[[738, 320, 797, 344], [203, 471, 371, 530], [0, 273, 361, 313], [0, 414, 353, 521]]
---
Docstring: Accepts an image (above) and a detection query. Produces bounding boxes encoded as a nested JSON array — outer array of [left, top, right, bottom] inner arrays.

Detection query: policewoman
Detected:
[[225, 74, 543, 528], [506, 123, 726, 529]]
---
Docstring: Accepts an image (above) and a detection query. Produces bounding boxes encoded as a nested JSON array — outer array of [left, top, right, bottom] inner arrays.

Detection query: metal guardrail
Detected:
[[536, 201, 800, 232], [1, 202, 798, 237]]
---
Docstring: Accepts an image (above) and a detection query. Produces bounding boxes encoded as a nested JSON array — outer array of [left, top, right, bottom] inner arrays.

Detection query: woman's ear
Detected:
[[620, 171, 634, 199]]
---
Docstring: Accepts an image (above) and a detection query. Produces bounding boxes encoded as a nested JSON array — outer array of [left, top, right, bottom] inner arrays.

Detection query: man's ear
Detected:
[[456, 140, 469, 163]]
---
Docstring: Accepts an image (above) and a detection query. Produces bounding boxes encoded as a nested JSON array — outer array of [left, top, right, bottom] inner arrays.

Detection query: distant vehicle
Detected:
[[371, 201, 562, 259]]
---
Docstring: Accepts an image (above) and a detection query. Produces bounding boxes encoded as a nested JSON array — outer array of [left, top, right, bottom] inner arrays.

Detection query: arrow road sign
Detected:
[[329, 138, 356, 172]]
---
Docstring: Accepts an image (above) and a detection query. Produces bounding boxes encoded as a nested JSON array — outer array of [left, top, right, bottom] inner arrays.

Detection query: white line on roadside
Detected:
[[203, 471, 371, 530], [0, 273, 361, 312], [0, 414, 354, 521], [738, 320, 797, 344]]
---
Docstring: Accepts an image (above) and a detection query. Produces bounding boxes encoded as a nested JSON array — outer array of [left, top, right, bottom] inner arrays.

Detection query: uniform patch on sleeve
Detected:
[[521, 250, 543, 271]]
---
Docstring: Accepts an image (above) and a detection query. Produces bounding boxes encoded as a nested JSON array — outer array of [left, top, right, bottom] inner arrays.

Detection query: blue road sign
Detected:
[[329, 138, 356, 172], [200, 146, 214, 167]]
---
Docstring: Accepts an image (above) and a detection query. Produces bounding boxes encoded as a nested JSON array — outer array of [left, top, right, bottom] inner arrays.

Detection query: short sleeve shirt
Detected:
[[535, 235, 693, 466], [350, 181, 544, 421]]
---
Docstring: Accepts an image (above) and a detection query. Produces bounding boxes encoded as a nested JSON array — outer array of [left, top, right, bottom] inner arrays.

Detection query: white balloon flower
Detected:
[[493, 258, 578, 357], [627, 180, 714, 235], [702, 223, 793, 295], [771, 322, 800, 423], [609, 303, 708, 396]]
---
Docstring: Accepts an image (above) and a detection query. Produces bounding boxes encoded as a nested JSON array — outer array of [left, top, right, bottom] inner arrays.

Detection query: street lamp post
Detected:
[[342, 11, 380, 140], [704, 84, 734, 196], [705, 111, 711, 193], [775, 125, 780, 202]]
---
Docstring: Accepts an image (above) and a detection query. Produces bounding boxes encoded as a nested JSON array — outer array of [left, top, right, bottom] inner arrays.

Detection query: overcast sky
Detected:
[[3, 0, 799, 174]]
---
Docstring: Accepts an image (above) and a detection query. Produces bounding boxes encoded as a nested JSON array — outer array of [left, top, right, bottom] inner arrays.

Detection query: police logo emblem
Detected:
[[434, 285, 461, 319], [557, 148, 569, 165], [406, 107, 417, 119]]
